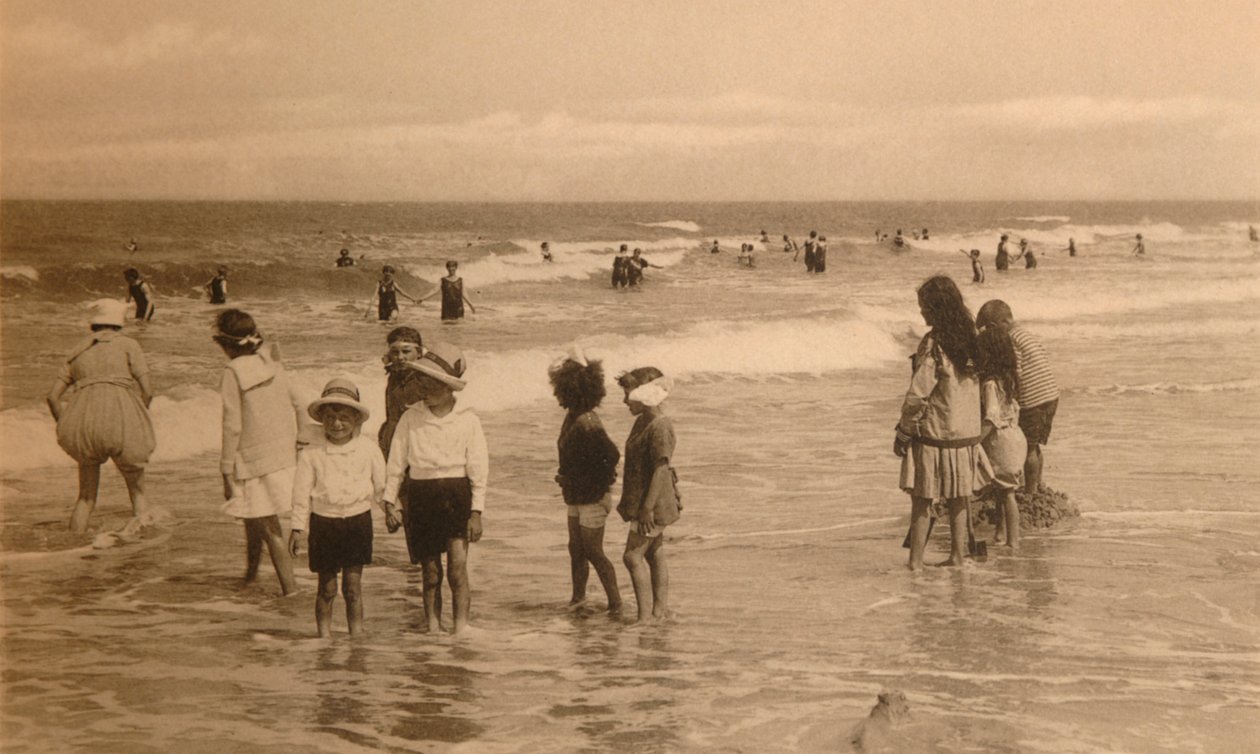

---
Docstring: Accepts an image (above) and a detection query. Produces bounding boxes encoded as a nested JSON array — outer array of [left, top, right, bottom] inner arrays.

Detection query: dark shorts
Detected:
[[307, 511, 373, 573], [400, 477, 472, 563], [1018, 399, 1058, 446]]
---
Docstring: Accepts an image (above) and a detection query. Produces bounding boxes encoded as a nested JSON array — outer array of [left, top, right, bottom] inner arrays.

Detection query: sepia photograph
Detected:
[[2, 1, 1257, 751]]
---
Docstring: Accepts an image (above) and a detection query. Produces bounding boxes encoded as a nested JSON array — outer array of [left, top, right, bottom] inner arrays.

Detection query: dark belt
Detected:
[[915, 435, 980, 449]]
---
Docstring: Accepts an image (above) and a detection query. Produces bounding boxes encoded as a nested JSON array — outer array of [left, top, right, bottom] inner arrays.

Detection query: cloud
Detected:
[[6, 17, 266, 70], [944, 95, 1260, 133]]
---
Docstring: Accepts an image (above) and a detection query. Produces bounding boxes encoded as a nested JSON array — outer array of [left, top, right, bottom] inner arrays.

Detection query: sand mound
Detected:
[[974, 484, 1079, 529]]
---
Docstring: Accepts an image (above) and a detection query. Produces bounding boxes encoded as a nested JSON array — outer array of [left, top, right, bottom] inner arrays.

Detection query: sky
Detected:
[[1, 0, 1257, 201]]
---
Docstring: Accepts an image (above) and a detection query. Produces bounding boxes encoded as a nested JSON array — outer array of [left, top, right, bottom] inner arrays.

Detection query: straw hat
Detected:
[[89, 299, 127, 328], [402, 341, 467, 390], [307, 378, 370, 422]]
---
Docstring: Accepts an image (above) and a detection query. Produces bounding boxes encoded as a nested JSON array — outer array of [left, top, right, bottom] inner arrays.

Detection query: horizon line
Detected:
[[3, 196, 1258, 204]]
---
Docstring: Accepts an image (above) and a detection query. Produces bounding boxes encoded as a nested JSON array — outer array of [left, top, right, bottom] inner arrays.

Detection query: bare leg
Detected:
[[580, 525, 622, 613], [447, 538, 471, 633], [993, 495, 1007, 544], [567, 516, 589, 605], [940, 497, 968, 566], [117, 465, 150, 519], [1024, 445, 1043, 494], [907, 496, 933, 571], [259, 515, 297, 595], [1002, 490, 1021, 550], [421, 556, 444, 632], [342, 567, 364, 636], [623, 531, 656, 623], [644, 536, 668, 620], [69, 464, 102, 533], [244, 519, 264, 583], [316, 571, 338, 637]]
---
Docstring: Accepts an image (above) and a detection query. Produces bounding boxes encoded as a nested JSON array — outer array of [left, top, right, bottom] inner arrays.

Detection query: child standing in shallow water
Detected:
[[290, 379, 386, 637], [975, 328, 1026, 550], [616, 367, 681, 624], [894, 276, 991, 570], [214, 309, 302, 594], [382, 342, 487, 634], [549, 346, 622, 613], [378, 326, 425, 459]]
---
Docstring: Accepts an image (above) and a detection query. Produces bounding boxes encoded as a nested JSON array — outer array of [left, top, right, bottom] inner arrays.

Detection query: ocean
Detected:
[[2, 200, 1258, 752]]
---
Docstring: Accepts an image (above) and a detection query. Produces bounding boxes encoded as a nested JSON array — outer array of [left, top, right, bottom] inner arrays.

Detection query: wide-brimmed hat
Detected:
[[89, 299, 127, 328], [307, 378, 370, 422], [403, 341, 467, 390]]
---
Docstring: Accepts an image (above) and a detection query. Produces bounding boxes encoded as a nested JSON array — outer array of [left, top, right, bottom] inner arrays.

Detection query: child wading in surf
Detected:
[[975, 327, 1025, 550], [290, 379, 386, 637], [382, 342, 487, 633], [214, 309, 303, 595], [894, 276, 991, 570], [616, 367, 682, 623], [549, 346, 622, 613]]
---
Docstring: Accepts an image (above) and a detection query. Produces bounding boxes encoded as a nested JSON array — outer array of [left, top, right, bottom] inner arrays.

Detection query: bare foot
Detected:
[[935, 558, 962, 567]]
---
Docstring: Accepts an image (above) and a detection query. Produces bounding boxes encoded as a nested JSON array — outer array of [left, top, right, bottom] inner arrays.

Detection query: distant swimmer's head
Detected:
[[1000, 234, 1009, 241], [970, 249, 981, 258], [339, 249, 350, 256], [123, 267, 140, 282], [218, 265, 228, 275], [633, 248, 642, 256], [382, 265, 396, 278], [819, 235, 826, 242], [620, 244, 629, 252], [1136, 233, 1143, 239], [976, 299, 1014, 332], [446, 260, 459, 272], [212, 308, 263, 356], [541, 242, 549, 250], [810, 230, 817, 238], [783, 234, 790, 241]]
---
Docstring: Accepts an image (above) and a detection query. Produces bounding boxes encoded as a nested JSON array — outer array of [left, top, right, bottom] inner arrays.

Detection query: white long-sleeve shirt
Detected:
[[384, 402, 489, 512], [291, 435, 386, 529]]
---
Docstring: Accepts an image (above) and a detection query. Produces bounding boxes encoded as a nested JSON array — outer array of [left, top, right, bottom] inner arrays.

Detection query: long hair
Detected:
[[549, 359, 607, 414], [916, 275, 976, 376], [976, 327, 1019, 400]]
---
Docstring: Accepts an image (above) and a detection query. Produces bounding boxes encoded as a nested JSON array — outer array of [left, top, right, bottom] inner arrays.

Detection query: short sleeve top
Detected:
[[617, 414, 676, 518]]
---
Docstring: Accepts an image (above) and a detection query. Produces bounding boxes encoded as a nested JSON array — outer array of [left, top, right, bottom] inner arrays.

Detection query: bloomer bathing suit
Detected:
[[378, 280, 399, 321]]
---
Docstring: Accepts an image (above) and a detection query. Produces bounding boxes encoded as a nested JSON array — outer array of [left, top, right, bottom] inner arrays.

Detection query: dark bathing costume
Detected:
[[996, 242, 1010, 271], [440, 276, 465, 320], [611, 257, 628, 288], [208, 275, 227, 304], [129, 280, 154, 321], [803, 237, 816, 272], [378, 280, 399, 321]]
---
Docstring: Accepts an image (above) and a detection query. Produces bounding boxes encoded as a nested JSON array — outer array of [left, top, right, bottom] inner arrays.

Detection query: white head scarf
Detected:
[[628, 374, 673, 407]]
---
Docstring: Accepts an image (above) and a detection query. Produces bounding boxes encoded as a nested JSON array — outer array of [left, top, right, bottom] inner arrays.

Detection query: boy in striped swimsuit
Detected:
[[977, 300, 1060, 494]]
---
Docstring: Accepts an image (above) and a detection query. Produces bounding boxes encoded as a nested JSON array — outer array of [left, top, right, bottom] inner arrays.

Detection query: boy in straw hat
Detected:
[[382, 341, 488, 634], [290, 378, 386, 637]]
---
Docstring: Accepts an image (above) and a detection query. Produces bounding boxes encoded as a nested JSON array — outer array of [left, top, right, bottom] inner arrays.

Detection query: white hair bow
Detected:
[[628, 374, 673, 407]]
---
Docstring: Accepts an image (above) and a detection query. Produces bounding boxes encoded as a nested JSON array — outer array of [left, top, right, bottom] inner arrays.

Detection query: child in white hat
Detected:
[[382, 341, 487, 634], [289, 378, 385, 638]]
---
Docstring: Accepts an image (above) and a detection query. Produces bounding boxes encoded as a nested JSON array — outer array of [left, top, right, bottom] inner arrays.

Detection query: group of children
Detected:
[[213, 311, 678, 637], [894, 277, 1059, 569]]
